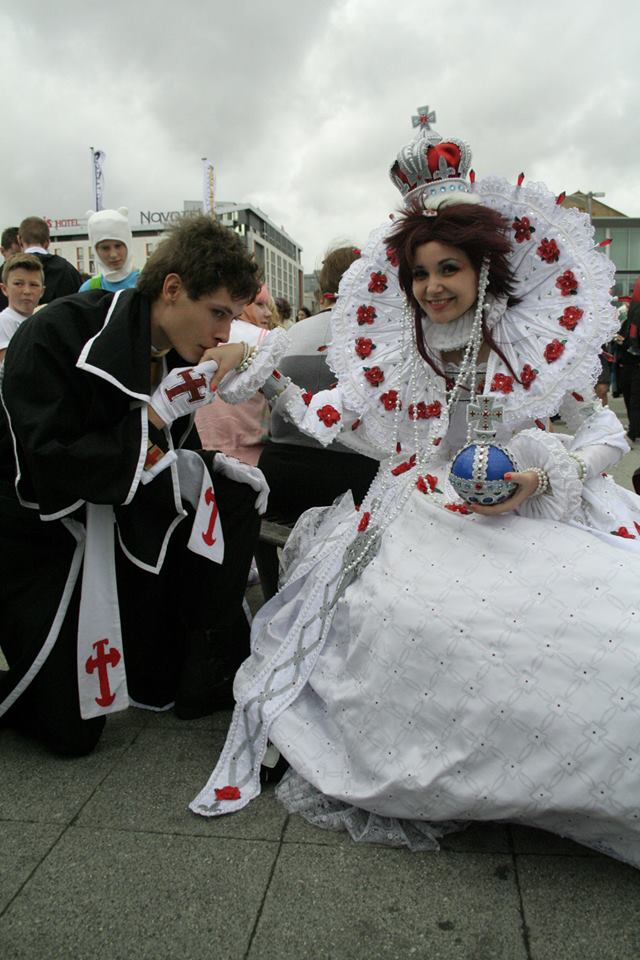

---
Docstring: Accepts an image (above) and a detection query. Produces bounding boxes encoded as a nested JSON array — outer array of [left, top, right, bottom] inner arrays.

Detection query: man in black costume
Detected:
[[0, 215, 266, 755]]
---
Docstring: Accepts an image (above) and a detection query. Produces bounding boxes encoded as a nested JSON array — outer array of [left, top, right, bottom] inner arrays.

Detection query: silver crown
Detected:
[[389, 105, 473, 204]]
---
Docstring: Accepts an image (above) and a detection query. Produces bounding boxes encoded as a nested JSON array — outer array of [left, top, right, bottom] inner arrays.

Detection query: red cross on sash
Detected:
[[187, 480, 225, 563], [77, 504, 129, 718]]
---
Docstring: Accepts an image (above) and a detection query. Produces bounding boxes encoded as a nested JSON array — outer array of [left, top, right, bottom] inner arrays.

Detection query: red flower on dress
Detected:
[[380, 389, 400, 411], [432, 437, 442, 446], [409, 400, 442, 420], [355, 337, 375, 359], [490, 373, 514, 394], [386, 246, 399, 267], [536, 238, 560, 263], [368, 272, 388, 294], [356, 305, 377, 325], [555, 270, 578, 296], [444, 503, 471, 515], [512, 216, 535, 243], [416, 473, 439, 494], [559, 306, 584, 330], [364, 366, 385, 386], [316, 404, 341, 427], [358, 511, 371, 533], [301, 391, 313, 406], [544, 339, 566, 363], [215, 786, 241, 801], [613, 526, 636, 539], [520, 364, 538, 390]]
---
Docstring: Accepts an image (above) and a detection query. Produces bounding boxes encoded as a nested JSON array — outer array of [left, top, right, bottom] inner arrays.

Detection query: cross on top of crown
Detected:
[[412, 105, 436, 130], [468, 395, 504, 437]]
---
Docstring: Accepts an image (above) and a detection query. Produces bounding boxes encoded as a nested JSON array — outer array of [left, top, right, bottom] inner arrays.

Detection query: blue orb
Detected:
[[449, 442, 519, 506]]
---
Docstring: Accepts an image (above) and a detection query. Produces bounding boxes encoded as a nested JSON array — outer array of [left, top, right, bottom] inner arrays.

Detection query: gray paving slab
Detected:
[[75, 726, 288, 841], [0, 827, 278, 960], [517, 853, 640, 960], [0, 822, 64, 913], [249, 844, 527, 960], [0, 709, 146, 824]]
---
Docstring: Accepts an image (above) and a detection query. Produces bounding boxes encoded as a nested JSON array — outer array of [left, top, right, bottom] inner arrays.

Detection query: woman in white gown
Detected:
[[192, 108, 640, 867]]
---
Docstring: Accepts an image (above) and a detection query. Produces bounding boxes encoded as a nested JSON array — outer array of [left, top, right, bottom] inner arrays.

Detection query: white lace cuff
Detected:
[[274, 382, 345, 447], [216, 327, 290, 404], [508, 428, 584, 521]]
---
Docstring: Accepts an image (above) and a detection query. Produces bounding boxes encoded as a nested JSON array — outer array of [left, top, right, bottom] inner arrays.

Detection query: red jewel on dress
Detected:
[[445, 503, 471, 515], [215, 786, 241, 801], [571, 392, 584, 402], [391, 454, 417, 476], [358, 512, 371, 533], [613, 527, 636, 539], [386, 246, 399, 267], [316, 404, 341, 427], [416, 474, 439, 494]]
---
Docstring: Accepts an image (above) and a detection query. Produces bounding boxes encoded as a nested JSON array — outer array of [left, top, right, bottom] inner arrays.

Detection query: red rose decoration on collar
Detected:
[[380, 389, 400, 410], [317, 404, 341, 427], [356, 305, 377, 325], [520, 364, 538, 390], [490, 373, 514, 394], [544, 339, 566, 363], [555, 270, 578, 296], [559, 306, 584, 330], [364, 366, 385, 386], [512, 216, 535, 243], [536, 238, 560, 263], [368, 272, 388, 294], [355, 337, 375, 359]]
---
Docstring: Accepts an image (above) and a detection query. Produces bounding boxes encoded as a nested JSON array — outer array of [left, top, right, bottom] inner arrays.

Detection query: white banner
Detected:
[[202, 158, 215, 216], [91, 149, 107, 212]]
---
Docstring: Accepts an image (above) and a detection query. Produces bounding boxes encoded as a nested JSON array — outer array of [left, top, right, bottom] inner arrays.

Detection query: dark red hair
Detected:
[[386, 201, 519, 376]]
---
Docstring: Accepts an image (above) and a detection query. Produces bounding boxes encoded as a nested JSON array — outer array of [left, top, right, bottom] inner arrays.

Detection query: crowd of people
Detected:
[[2, 108, 640, 871]]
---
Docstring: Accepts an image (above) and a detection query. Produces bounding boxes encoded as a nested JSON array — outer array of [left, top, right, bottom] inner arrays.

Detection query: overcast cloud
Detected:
[[2, 0, 639, 273]]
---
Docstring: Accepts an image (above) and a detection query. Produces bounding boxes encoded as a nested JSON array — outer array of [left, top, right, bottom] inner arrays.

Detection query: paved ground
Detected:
[[1, 397, 640, 960]]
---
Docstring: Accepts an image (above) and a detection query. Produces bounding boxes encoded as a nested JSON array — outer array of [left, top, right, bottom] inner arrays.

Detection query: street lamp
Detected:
[[586, 191, 605, 219]]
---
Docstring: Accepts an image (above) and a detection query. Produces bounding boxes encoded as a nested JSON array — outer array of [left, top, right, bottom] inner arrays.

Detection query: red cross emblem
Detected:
[[85, 638, 121, 708], [202, 486, 219, 546], [165, 369, 207, 404]]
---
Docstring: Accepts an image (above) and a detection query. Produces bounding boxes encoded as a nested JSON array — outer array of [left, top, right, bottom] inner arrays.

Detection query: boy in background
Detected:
[[0, 253, 45, 361]]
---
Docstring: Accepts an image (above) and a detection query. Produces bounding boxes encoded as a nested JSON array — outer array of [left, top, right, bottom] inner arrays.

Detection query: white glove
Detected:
[[150, 361, 218, 425], [212, 452, 270, 515]]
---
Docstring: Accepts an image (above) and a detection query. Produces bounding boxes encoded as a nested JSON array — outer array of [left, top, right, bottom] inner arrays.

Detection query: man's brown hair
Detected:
[[18, 216, 50, 247], [2, 252, 45, 285]]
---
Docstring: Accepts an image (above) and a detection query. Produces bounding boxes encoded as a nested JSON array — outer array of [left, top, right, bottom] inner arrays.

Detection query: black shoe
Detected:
[[259, 749, 289, 785]]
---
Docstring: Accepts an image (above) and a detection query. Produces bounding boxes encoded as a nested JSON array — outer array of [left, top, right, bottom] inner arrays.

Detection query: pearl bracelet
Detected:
[[529, 467, 550, 496], [235, 342, 257, 373], [568, 452, 587, 482]]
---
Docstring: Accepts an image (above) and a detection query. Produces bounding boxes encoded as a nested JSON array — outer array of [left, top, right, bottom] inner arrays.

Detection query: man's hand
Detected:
[[149, 361, 219, 427], [212, 453, 270, 514], [469, 470, 540, 516]]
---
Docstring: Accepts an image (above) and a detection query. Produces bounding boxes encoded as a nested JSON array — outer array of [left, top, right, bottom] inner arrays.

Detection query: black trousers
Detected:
[[618, 363, 640, 440], [0, 474, 259, 755]]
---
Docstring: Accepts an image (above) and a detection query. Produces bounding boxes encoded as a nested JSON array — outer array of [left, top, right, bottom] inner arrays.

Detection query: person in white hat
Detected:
[[79, 207, 139, 292]]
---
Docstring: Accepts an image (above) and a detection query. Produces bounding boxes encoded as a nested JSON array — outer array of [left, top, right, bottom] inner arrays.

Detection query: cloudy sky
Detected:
[[2, 0, 639, 274]]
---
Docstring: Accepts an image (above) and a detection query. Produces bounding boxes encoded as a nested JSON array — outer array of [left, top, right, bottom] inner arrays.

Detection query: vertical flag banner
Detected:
[[91, 148, 107, 211], [202, 158, 215, 217]]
